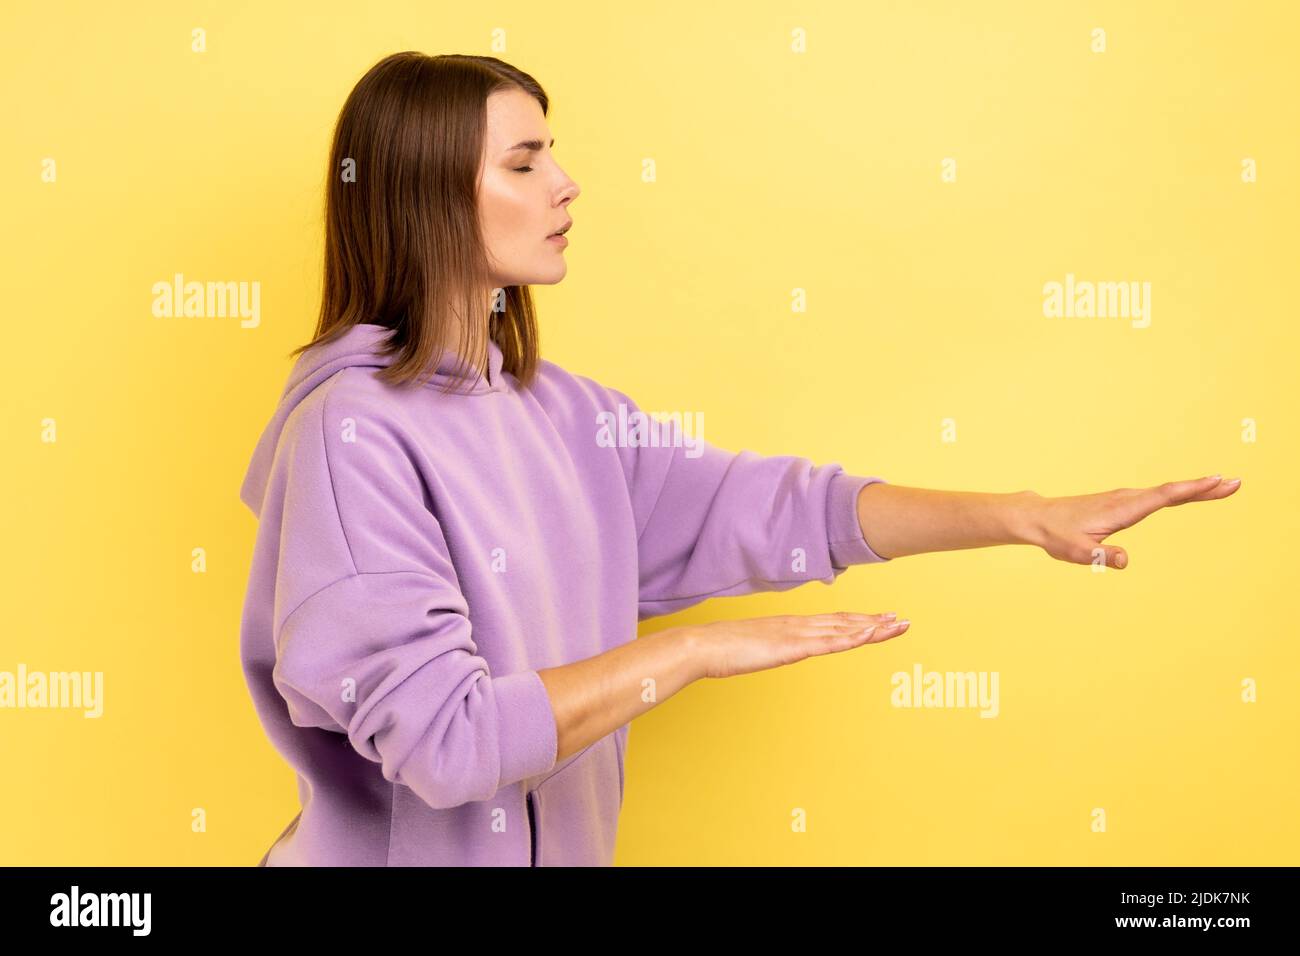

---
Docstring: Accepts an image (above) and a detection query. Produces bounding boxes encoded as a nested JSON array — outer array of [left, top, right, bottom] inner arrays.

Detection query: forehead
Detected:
[[484, 87, 551, 152]]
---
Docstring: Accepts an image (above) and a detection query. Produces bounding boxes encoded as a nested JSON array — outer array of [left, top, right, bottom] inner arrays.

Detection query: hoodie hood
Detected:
[[239, 322, 505, 516]]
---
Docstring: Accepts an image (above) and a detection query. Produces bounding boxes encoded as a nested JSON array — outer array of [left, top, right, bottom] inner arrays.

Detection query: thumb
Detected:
[[1075, 538, 1128, 569]]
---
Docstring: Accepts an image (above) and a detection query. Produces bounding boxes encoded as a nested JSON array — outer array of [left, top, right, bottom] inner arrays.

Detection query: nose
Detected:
[[557, 174, 580, 206]]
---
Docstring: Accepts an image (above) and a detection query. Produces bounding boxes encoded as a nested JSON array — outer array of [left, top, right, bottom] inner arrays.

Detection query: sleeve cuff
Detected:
[[493, 669, 559, 786], [827, 472, 892, 568]]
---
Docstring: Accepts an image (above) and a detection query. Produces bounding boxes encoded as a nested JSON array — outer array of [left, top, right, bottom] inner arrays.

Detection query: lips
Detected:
[[548, 220, 573, 238]]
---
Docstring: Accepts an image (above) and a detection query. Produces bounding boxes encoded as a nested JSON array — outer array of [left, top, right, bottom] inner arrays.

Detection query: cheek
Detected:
[[481, 178, 537, 250]]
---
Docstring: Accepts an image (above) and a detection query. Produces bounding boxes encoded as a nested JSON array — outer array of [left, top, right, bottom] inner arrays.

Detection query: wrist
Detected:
[[1005, 490, 1046, 547], [647, 625, 711, 684], [682, 627, 712, 682]]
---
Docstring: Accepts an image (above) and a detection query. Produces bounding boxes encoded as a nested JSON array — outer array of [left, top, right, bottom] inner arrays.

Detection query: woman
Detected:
[[238, 52, 1241, 866]]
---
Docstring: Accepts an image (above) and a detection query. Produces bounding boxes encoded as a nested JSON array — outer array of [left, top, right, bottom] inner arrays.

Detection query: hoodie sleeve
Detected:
[[264, 386, 558, 810], [597, 387, 891, 621]]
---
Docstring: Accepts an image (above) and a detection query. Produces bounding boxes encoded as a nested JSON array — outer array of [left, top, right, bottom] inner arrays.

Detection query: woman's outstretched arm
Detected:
[[854, 475, 1243, 569]]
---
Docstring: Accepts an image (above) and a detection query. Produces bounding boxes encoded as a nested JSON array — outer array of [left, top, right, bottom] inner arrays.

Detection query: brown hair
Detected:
[[289, 52, 548, 393]]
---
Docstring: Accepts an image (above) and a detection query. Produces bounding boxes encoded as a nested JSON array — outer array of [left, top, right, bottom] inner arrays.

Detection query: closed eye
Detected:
[[513, 166, 533, 173]]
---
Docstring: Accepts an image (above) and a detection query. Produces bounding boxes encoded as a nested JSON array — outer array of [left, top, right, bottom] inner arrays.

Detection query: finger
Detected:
[[807, 611, 898, 627], [813, 619, 898, 634], [1157, 475, 1238, 507], [1121, 476, 1222, 525], [816, 620, 911, 647], [804, 625, 878, 655], [807, 619, 912, 653], [865, 619, 911, 643], [1182, 476, 1242, 502], [1073, 538, 1128, 569]]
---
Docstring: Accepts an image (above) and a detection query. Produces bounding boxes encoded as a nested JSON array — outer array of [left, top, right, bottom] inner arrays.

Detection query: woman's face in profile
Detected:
[[478, 87, 580, 289]]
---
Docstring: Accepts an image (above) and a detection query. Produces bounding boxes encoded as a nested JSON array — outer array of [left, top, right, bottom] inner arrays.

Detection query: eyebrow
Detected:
[[505, 137, 554, 153]]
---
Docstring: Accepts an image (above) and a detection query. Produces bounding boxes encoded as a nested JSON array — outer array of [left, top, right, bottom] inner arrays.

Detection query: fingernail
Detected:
[[1207, 474, 1222, 481], [881, 612, 897, 620], [894, 619, 910, 627], [1226, 477, 1241, 486]]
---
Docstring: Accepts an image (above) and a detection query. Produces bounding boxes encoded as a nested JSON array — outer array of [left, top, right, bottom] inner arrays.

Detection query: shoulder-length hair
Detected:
[[289, 51, 547, 393]]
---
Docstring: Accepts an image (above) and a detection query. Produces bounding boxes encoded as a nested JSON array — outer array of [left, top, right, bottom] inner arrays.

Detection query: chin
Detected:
[[528, 264, 568, 285]]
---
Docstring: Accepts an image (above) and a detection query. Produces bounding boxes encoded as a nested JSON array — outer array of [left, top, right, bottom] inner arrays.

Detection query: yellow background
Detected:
[[2, 0, 1294, 865]]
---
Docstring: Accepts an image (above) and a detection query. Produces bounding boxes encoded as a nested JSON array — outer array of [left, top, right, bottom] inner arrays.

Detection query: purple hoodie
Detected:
[[238, 322, 889, 866]]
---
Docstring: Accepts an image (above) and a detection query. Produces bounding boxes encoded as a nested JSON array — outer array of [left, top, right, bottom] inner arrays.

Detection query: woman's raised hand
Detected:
[[677, 611, 910, 680], [1019, 474, 1242, 570]]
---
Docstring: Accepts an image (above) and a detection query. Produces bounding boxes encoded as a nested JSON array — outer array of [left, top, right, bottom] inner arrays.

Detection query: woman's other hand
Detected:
[[678, 611, 910, 681]]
